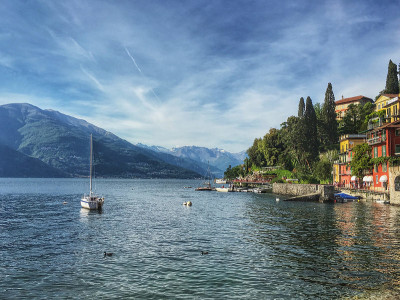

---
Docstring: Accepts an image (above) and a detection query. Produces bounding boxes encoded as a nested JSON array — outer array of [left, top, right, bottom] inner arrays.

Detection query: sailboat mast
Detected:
[[90, 134, 93, 196]]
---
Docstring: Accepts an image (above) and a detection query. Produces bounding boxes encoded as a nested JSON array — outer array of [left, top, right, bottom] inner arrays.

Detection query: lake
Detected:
[[1, 178, 400, 299]]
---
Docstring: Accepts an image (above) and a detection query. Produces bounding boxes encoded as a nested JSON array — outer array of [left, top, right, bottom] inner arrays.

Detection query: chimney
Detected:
[[342, 95, 344, 99]]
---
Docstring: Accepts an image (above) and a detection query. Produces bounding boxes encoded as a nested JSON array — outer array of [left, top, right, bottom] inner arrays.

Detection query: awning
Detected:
[[379, 175, 388, 183], [351, 176, 357, 181], [363, 176, 373, 182]]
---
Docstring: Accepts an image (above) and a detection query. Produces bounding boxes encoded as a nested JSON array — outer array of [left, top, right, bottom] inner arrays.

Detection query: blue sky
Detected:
[[0, 0, 399, 152]]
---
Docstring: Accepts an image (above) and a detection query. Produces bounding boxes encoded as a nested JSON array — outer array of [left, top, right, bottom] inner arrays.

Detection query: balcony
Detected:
[[339, 171, 351, 175], [367, 136, 382, 145], [367, 117, 386, 130]]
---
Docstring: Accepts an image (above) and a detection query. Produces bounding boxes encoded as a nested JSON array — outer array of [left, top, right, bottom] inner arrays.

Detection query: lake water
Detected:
[[1, 178, 400, 299]]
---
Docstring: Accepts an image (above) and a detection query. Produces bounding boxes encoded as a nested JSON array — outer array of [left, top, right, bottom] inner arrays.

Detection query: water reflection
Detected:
[[245, 198, 400, 296]]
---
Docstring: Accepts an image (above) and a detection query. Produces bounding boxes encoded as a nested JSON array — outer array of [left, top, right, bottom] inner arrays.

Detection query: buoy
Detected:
[[183, 201, 192, 206], [276, 198, 280, 202]]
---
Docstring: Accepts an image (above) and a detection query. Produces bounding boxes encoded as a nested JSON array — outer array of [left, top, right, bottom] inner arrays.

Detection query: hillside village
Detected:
[[333, 92, 400, 203], [226, 59, 400, 204]]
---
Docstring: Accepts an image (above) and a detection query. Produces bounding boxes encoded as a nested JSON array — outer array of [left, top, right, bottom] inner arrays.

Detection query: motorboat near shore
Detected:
[[334, 192, 359, 203]]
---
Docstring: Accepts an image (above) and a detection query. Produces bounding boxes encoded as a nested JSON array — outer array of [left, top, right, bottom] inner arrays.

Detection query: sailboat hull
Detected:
[[81, 196, 104, 210]]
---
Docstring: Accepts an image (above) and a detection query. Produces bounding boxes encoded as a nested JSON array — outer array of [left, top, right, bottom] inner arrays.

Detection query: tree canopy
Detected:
[[385, 59, 399, 94], [298, 97, 305, 117], [320, 82, 338, 148], [350, 143, 372, 179]]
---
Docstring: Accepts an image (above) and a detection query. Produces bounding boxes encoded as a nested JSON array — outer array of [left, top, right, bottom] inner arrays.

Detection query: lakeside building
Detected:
[[375, 94, 399, 113], [365, 115, 400, 192], [333, 134, 366, 187], [335, 95, 374, 121], [382, 95, 400, 122]]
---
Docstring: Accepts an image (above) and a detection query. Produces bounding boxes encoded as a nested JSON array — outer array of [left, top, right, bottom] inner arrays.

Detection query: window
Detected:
[[378, 104, 381, 110], [382, 145, 386, 157], [396, 144, 400, 154], [374, 164, 378, 172], [376, 175, 379, 184], [395, 176, 400, 191], [374, 147, 378, 158], [396, 129, 400, 136], [382, 162, 387, 172]]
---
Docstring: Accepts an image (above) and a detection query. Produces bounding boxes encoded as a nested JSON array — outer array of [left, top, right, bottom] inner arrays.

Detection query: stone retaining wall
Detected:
[[338, 188, 389, 201], [272, 183, 334, 202]]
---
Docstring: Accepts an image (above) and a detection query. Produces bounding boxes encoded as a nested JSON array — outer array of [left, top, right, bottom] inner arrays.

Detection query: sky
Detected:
[[0, 0, 400, 153]]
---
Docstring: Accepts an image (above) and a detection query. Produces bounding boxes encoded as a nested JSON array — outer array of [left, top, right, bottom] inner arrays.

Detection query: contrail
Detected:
[[125, 46, 161, 102], [125, 47, 142, 73]]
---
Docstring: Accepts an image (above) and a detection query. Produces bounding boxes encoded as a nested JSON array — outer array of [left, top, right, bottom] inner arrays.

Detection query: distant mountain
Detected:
[[171, 146, 245, 174], [0, 144, 67, 177], [0, 103, 200, 178], [136, 144, 246, 177]]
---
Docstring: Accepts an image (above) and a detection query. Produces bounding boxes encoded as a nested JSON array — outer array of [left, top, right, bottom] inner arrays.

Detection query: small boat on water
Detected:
[[334, 193, 359, 203], [81, 134, 104, 210], [216, 187, 230, 192], [196, 162, 215, 191], [195, 183, 214, 191]]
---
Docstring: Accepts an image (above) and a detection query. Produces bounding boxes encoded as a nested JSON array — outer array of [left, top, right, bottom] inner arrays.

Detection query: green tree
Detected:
[[359, 102, 375, 131], [280, 116, 305, 170], [304, 96, 319, 166], [224, 165, 244, 180], [247, 138, 264, 167], [298, 97, 305, 117], [313, 159, 332, 182], [313, 150, 338, 183], [385, 59, 399, 94], [338, 102, 375, 135], [321, 82, 338, 148], [350, 143, 372, 179], [338, 104, 362, 135], [261, 128, 284, 166]]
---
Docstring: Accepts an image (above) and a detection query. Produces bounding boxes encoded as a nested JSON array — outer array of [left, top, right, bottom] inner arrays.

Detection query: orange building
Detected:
[[335, 95, 374, 120]]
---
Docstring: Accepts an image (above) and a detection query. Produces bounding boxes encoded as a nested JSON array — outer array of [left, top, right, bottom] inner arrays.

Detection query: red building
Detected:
[[366, 118, 400, 191]]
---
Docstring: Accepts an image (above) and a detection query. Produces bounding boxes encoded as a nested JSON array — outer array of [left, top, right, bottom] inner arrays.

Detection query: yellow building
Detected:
[[382, 95, 400, 123], [339, 134, 366, 155], [375, 94, 399, 113], [333, 134, 366, 186]]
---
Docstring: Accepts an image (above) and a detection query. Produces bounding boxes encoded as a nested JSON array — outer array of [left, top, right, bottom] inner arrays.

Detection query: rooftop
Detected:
[[335, 95, 373, 106]]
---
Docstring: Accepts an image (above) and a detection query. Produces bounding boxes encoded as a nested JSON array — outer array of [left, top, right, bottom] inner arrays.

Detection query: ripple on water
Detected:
[[2, 179, 400, 299]]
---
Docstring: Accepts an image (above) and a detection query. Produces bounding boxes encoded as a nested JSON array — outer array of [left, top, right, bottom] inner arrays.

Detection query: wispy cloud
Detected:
[[0, 0, 399, 152]]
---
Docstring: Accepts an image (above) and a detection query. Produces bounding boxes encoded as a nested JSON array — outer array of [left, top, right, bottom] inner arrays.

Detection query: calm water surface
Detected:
[[1, 178, 400, 299]]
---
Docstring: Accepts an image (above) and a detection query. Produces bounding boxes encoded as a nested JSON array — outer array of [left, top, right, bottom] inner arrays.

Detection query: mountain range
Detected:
[[0, 103, 245, 178], [136, 144, 246, 177]]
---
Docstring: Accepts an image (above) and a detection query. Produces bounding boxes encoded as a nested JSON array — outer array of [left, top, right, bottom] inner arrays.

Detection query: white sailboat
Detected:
[[81, 134, 104, 210]]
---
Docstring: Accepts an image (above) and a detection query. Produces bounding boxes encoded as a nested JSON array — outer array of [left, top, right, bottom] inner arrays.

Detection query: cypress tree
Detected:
[[321, 83, 338, 147], [304, 96, 319, 166], [298, 97, 305, 117], [385, 60, 399, 94]]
